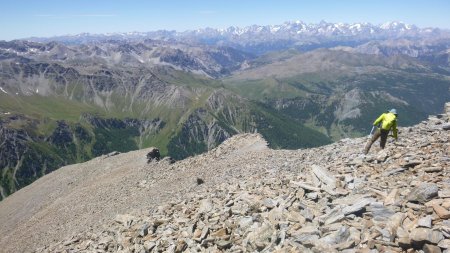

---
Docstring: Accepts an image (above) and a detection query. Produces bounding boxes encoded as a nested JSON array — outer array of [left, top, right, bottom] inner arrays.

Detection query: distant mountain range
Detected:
[[25, 21, 450, 54]]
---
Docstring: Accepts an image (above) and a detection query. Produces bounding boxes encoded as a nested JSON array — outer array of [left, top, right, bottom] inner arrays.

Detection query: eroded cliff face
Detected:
[[0, 115, 70, 199], [167, 90, 258, 160]]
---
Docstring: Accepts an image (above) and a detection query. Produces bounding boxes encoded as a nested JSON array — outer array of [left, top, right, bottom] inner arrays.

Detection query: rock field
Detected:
[[1, 103, 449, 253]]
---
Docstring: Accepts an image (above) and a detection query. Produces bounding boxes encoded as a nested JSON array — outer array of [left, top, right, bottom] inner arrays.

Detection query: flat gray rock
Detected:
[[410, 228, 444, 245], [342, 197, 375, 215], [418, 216, 432, 228], [407, 183, 439, 203]]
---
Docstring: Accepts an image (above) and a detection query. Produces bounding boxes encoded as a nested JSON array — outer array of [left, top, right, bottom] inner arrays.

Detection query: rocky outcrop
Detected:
[[167, 109, 233, 160], [0, 40, 253, 79], [0, 118, 32, 198], [82, 113, 165, 146], [0, 103, 446, 252]]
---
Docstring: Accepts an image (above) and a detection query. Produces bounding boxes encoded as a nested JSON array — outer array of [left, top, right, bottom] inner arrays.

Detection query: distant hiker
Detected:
[[364, 109, 398, 154], [146, 148, 161, 163]]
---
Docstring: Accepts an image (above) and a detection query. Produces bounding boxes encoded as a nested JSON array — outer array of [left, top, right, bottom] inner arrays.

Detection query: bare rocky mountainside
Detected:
[[0, 103, 448, 252]]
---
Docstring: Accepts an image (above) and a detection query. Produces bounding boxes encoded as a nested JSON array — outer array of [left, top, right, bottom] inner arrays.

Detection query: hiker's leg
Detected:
[[364, 129, 381, 154], [380, 129, 389, 149]]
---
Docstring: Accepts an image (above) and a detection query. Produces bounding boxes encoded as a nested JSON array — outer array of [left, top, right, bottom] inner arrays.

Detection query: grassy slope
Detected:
[[0, 93, 102, 121], [0, 68, 222, 154], [250, 102, 331, 149], [223, 49, 450, 139]]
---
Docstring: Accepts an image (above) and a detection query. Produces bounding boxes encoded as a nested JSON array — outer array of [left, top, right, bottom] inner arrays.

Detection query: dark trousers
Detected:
[[364, 129, 389, 154]]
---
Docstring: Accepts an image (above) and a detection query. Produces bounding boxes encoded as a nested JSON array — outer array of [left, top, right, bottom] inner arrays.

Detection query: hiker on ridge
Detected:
[[364, 109, 398, 154]]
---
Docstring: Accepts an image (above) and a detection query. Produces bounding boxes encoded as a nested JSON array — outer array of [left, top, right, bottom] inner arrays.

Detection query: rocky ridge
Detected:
[[26, 21, 450, 56], [0, 103, 449, 252]]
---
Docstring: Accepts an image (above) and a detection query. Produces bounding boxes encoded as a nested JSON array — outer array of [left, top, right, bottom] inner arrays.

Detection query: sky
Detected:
[[1, 0, 449, 41]]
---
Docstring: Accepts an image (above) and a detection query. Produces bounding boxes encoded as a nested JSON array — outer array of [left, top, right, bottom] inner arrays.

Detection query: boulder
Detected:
[[294, 234, 320, 248], [407, 183, 439, 203], [423, 244, 442, 253], [438, 239, 450, 249], [418, 216, 433, 228], [432, 204, 450, 219], [319, 225, 351, 246], [410, 228, 444, 246], [311, 165, 336, 188], [246, 223, 275, 251], [216, 240, 232, 250], [342, 197, 375, 215]]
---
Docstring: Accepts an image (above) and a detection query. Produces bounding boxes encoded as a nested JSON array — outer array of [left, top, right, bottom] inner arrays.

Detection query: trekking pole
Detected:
[[369, 126, 375, 138]]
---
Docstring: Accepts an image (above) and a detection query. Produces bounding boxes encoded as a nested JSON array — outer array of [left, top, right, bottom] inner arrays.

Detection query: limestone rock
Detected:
[[438, 239, 450, 249], [407, 183, 439, 203], [410, 228, 444, 246], [418, 216, 433, 228], [342, 197, 375, 215], [423, 244, 442, 253], [432, 204, 450, 219], [311, 165, 336, 189], [246, 223, 275, 251]]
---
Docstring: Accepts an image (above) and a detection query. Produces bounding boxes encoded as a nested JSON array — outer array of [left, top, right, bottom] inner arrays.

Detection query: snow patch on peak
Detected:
[[271, 26, 281, 33], [380, 21, 406, 30], [381, 22, 394, 29], [350, 23, 362, 30]]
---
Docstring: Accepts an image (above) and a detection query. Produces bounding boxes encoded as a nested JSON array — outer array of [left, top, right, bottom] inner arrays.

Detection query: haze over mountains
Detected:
[[0, 20, 450, 200], [26, 21, 449, 54]]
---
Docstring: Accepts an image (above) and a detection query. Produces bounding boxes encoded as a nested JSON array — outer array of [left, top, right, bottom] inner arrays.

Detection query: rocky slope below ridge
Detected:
[[0, 104, 448, 252]]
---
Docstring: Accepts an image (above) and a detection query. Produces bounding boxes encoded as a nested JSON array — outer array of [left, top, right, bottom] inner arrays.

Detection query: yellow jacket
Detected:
[[373, 112, 398, 139]]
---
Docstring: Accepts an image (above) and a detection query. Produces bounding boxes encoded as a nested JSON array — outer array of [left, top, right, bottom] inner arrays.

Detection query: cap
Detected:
[[389, 108, 397, 115]]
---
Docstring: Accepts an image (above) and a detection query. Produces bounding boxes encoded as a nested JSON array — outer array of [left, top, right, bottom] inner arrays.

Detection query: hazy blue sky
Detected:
[[1, 0, 449, 40]]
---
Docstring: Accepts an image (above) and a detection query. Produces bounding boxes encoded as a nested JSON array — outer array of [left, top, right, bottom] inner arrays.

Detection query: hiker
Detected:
[[364, 109, 398, 154]]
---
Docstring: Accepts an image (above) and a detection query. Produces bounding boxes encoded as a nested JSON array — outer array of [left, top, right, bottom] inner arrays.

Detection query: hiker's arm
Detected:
[[373, 114, 384, 126]]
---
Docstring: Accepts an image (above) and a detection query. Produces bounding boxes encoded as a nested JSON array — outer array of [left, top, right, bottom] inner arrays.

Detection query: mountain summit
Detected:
[[0, 103, 449, 252]]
